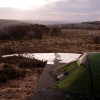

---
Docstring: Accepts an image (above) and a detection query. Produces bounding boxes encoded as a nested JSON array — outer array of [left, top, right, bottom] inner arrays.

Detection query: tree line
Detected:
[[48, 22, 100, 30], [0, 24, 62, 40], [0, 24, 50, 40]]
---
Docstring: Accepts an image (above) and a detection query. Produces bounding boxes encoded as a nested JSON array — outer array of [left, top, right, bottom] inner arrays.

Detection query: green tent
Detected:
[[50, 52, 100, 97]]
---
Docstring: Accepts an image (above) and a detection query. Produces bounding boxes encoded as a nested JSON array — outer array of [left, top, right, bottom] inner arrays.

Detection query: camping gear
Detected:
[[31, 52, 100, 100], [51, 52, 100, 97]]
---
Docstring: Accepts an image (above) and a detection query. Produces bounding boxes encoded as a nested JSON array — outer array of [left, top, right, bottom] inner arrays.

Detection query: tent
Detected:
[[50, 52, 100, 99]]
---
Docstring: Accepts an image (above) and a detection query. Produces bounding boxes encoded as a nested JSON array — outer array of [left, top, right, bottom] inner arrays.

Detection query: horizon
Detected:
[[0, 18, 99, 24], [0, 0, 100, 22]]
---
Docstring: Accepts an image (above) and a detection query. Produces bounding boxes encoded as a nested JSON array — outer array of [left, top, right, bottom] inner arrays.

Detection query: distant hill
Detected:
[[1, 19, 100, 28], [82, 21, 100, 25], [0, 19, 69, 28], [0, 19, 24, 28], [22, 20, 68, 25]]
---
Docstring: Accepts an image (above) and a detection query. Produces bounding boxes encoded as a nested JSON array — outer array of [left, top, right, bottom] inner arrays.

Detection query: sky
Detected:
[[0, 0, 100, 22]]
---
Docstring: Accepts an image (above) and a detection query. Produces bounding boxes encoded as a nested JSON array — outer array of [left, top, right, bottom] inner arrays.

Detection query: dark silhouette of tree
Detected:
[[51, 27, 61, 37], [33, 24, 43, 39], [8, 25, 27, 39], [0, 24, 50, 40], [39, 25, 50, 37], [0, 27, 10, 39], [26, 31, 35, 39]]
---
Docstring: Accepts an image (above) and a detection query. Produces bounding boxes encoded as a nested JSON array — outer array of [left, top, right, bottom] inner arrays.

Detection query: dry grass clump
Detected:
[[0, 29, 100, 53], [90, 31, 100, 44], [0, 64, 27, 82], [0, 56, 45, 99], [0, 56, 47, 83], [0, 56, 27, 64], [1, 47, 14, 55], [19, 59, 47, 69], [0, 71, 41, 100]]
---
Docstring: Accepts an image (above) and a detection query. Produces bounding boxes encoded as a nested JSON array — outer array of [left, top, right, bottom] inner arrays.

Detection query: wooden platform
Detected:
[[31, 60, 68, 100]]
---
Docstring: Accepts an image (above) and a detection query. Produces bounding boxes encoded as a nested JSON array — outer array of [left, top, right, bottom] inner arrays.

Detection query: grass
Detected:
[[0, 29, 100, 82], [0, 28, 100, 100], [0, 56, 26, 64], [0, 64, 27, 82], [1, 47, 14, 55], [0, 55, 45, 99], [19, 59, 47, 69], [0, 29, 100, 54], [0, 55, 47, 82], [0, 56, 47, 67]]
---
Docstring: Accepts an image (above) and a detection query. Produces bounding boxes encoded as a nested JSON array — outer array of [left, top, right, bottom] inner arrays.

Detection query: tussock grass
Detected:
[[19, 59, 47, 69], [0, 56, 25, 64], [0, 29, 100, 53], [0, 56, 47, 82], [0, 64, 27, 82]]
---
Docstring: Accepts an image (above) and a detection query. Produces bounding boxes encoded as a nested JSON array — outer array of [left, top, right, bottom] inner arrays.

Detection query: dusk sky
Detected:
[[0, 0, 100, 22]]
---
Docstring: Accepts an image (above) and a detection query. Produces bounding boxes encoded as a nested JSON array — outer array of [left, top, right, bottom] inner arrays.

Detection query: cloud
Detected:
[[42, 0, 100, 21], [0, 7, 28, 19], [96, 18, 100, 21], [0, 0, 100, 21]]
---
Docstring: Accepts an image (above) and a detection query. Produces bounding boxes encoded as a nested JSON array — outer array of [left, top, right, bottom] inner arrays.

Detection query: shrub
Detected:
[[8, 25, 27, 39], [0, 24, 47, 40], [0, 56, 5, 63], [0, 72, 8, 82], [0, 64, 27, 82], [3, 64, 13, 68], [90, 31, 100, 43], [19, 70, 27, 77], [3, 64, 16, 79], [26, 31, 35, 39], [2, 48, 14, 55], [19, 59, 47, 69], [14, 69, 27, 78], [1, 56, 26, 64]]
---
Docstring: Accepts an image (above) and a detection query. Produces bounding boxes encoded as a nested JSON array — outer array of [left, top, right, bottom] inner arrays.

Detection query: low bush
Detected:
[[2, 48, 14, 55], [0, 64, 27, 82], [90, 31, 100, 43], [0, 56, 5, 63], [3, 64, 13, 68], [13, 69, 27, 78], [1, 56, 26, 64], [0, 56, 47, 68], [0, 73, 8, 82], [19, 59, 47, 69]]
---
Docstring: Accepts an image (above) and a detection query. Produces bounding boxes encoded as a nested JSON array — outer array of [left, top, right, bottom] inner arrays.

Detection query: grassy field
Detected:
[[0, 29, 100, 100], [0, 29, 100, 56], [0, 56, 45, 100]]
